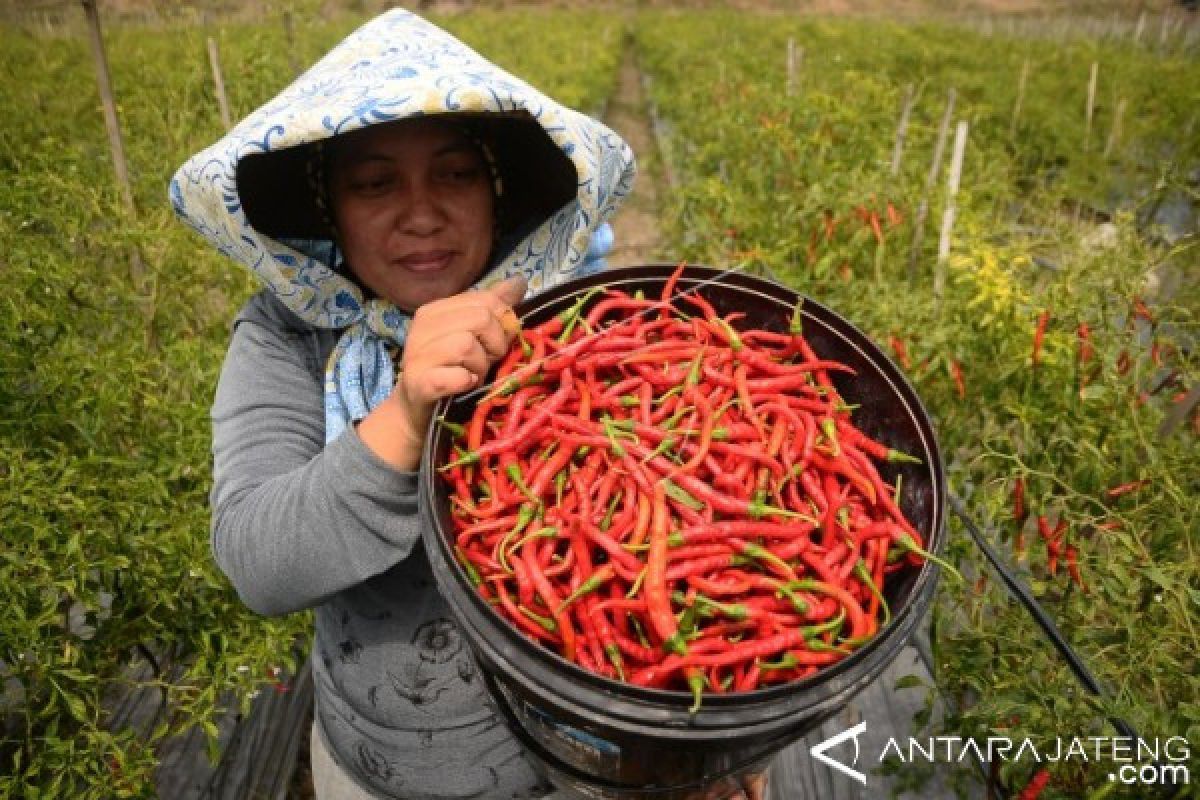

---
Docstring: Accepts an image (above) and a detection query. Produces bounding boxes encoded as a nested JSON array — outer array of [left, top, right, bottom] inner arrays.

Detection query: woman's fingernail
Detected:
[[498, 307, 521, 335]]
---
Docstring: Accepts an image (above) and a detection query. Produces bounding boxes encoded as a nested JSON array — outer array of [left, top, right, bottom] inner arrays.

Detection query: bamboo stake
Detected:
[[908, 87, 955, 283], [1103, 97, 1126, 159], [934, 120, 968, 309], [890, 83, 915, 177], [1134, 11, 1146, 44], [81, 0, 135, 215], [207, 37, 233, 131], [81, 0, 150, 326], [1010, 58, 1030, 139], [1084, 62, 1098, 152], [786, 41, 803, 98], [283, 9, 300, 77], [786, 38, 795, 97]]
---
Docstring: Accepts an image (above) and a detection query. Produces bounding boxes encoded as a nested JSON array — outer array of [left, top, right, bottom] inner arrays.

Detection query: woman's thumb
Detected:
[[489, 274, 528, 308]]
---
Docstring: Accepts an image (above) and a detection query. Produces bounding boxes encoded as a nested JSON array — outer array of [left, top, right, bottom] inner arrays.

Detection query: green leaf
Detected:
[[62, 690, 88, 724], [1143, 567, 1172, 590]]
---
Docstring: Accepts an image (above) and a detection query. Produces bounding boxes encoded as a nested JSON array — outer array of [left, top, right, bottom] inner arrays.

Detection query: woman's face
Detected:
[[328, 118, 495, 312]]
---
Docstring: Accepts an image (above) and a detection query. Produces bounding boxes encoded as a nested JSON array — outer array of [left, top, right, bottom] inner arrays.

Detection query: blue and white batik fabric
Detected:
[[170, 9, 634, 443]]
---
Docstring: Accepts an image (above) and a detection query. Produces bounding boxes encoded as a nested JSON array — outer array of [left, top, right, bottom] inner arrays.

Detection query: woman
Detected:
[[171, 9, 763, 800]]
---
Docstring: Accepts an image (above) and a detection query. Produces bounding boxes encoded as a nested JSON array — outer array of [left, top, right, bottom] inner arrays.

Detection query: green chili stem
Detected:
[[897, 534, 962, 582], [854, 559, 891, 627]]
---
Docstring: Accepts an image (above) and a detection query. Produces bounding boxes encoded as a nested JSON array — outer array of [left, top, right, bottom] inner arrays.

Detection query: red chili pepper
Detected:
[[646, 482, 686, 655], [494, 581, 559, 643], [444, 275, 932, 696], [1065, 545, 1086, 592], [1076, 322, 1093, 366], [1036, 515, 1058, 543], [443, 372, 576, 469], [1032, 310, 1051, 368], [1037, 517, 1067, 578], [868, 211, 884, 245], [1017, 768, 1051, 800], [888, 335, 912, 370], [522, 547, 576, 662], [836, 422, 921, 465], [949, 359, 966, 399], [1106, 479, 1150, 499], [660, 261, 688, 307], [1116, 349, 1131, 375], [557, 564, 617, 613], [886, 201, 903, 227]]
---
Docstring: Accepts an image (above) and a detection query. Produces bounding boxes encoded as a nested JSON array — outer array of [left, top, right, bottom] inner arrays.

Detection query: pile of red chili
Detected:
[[440, 266, 938, 709]]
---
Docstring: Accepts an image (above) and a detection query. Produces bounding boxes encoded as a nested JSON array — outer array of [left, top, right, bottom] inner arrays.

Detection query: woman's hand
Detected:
[[738, 772, 767, 800], [676, 767, 768, 800], [699, 771, 767, 800], [356, 275, 526, 469]]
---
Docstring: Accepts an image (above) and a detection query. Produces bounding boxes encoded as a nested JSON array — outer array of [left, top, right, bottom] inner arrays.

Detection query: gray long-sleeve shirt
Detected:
[[211, 290, 554, 799]]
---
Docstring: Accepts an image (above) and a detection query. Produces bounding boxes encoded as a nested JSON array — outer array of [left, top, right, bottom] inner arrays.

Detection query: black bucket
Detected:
[[419, 265, 946, 799]]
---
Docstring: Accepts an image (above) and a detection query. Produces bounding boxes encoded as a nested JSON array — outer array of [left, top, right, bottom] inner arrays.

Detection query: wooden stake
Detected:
[[786, 38, 795, 97], [1103, 97, 1126, 158], [890, 84, 915, 177], [81, 0, 135, 215], [1010, 58, 1030, 139], [908, 87, 955, 283], [934, 120, 968, 308], [81, 0, 150, 311], [1084, 62, 1098, 152], [283, 10, 301, 77], [1134, 11, 1146, 43], [207, 37, 233, 131]]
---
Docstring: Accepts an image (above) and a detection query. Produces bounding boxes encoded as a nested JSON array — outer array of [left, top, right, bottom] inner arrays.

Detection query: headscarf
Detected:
[[170, 9, 635, 443]]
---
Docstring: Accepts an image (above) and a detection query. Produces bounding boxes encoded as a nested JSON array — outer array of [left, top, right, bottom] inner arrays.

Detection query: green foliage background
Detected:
[[635, 11, 1198, 798], [1, 4, 1196, 799]]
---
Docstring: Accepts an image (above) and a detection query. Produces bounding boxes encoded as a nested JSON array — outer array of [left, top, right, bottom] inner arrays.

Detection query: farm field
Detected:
[[635, 9, 1198, 798], [1, 3, 1197, 799]]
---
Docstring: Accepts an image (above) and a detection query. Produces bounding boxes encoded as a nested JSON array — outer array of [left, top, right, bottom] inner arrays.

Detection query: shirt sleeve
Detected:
[[209, 311, 421, 617]]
